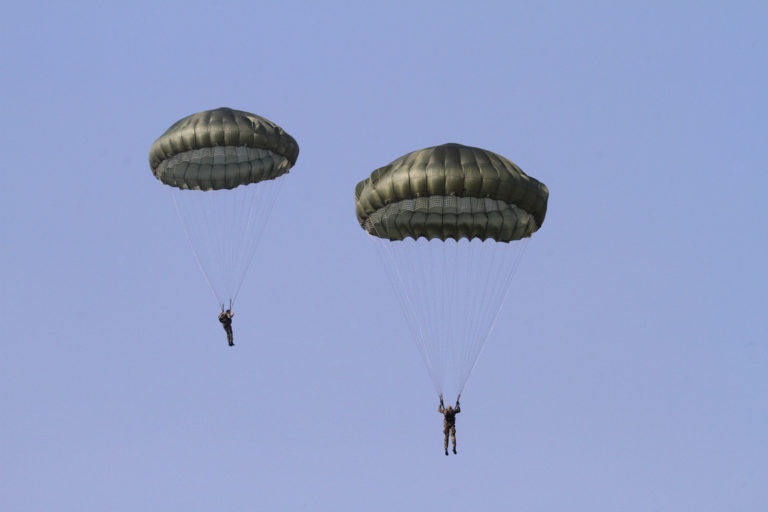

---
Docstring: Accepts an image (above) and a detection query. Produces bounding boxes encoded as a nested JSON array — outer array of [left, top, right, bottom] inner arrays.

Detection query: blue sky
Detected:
[[1, 2, 767, 510]]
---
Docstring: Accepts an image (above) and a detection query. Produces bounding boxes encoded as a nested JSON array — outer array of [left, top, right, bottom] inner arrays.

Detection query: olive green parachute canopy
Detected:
[[355, 143, 548, 242], [149, 107, 299, 191]]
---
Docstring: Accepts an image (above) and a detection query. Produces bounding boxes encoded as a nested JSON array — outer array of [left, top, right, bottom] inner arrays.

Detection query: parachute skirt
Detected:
[[362, 195, 538, 242]]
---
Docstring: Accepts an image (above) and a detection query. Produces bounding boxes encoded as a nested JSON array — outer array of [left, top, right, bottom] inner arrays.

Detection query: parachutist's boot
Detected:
[[453, 447, 457, 454], [445, 449, 449, 456]]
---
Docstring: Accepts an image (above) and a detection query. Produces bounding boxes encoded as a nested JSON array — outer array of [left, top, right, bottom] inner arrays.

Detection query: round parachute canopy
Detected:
[[355, 143, 548, 401], [355, 143, 548, 242], [149, 107, 299, 310], [149, 107, 299, 191]]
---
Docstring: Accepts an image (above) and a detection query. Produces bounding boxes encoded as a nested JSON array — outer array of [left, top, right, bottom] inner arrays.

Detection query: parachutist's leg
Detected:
[[226, 326, 234, 347], [451, 426, 457, 454], [443, 426, 449, 456]]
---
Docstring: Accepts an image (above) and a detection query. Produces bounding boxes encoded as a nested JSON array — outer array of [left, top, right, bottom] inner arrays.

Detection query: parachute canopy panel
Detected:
[[149, 107, 299, 191], [355, 143, 548, 242]]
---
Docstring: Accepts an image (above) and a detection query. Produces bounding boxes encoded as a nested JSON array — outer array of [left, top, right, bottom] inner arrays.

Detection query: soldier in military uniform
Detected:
[[218, 308, 234, 346], [438, 394, 461, 455]]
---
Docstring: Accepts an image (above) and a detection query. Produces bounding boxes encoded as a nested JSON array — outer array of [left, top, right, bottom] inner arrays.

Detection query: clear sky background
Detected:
[[1, 2, 766, 510]]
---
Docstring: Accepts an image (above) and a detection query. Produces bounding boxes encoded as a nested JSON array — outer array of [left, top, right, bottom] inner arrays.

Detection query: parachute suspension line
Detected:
[[422, 238, 447, 395], [449, 239, 483, 400], [413, 237, 529, 401], [425, 238, 449, 394], [438, 242, 450, 391], [230, 177, 283, 306], [462, 239, 500, 394], [468, 241, 520, 390], [457, 238, 530, 395], [438, 238, 454, 396], [417, 240, 437, 387], [370, 235, 529, 402], [229, 177, 284, 304], [168, 177, 283, 311], [206, 185, 230, 307], [454, 240, 476, 397], [171, 190, 222, 308], [366, 223, 533, 403], [369, 233, 442, 395], [230, 183, 261, 303], [216, 183, 240, 306], [418, 240, 443, 394], [417, 243, 444, 395]]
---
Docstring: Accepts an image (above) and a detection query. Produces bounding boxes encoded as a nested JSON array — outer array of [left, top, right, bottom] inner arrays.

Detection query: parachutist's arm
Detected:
[[455, 393, 461, 409]]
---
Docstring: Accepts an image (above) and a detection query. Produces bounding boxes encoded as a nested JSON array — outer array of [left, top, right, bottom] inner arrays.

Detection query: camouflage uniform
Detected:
[[438, 396, 461, 455], [218, 310, 234, 346]]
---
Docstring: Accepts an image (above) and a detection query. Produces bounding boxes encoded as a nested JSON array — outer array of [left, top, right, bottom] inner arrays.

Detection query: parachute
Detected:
[[149, 107, 299, 310], [355, 143, 548, 402]]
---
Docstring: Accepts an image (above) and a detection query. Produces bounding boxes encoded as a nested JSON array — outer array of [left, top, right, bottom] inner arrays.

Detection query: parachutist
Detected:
[[218, 309, 234, 346], [438, 394, 461, 455]]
